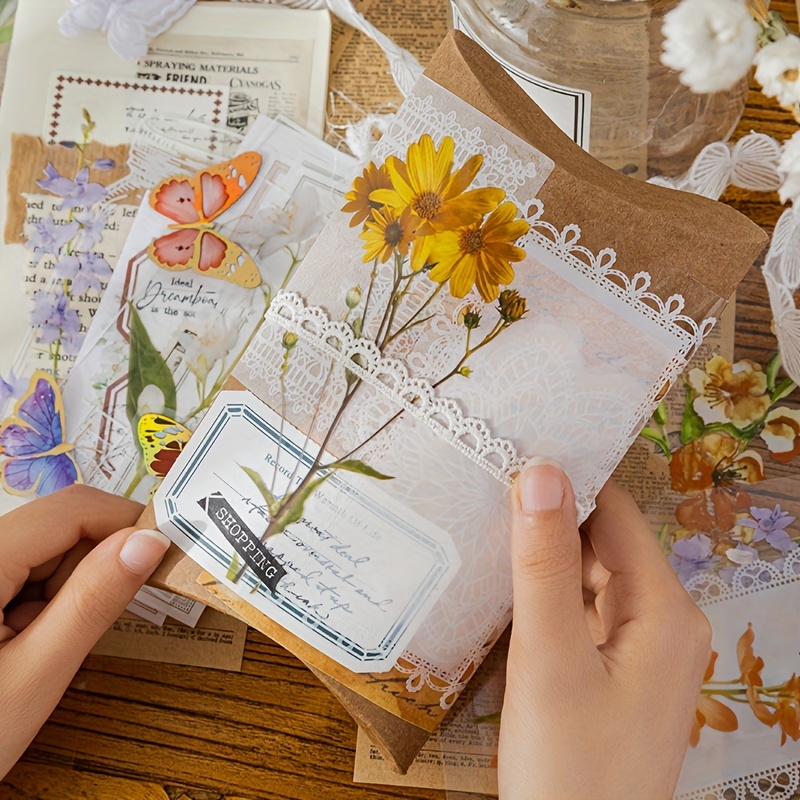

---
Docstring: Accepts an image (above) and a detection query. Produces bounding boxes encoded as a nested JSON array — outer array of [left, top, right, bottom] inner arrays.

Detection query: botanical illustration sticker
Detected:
[[693, 622, 800, 748], [57, 116, 355, 505], [0, 110, 114, 497], [642, 353, 800, 581]]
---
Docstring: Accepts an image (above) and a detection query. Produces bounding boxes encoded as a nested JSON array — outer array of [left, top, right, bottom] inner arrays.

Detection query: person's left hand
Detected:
[[0, 486, 170, 776]]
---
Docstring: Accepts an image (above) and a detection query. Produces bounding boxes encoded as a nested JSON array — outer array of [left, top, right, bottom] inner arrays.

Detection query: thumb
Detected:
[[0, 527, 170, 770], [509, 460, 590, 657]]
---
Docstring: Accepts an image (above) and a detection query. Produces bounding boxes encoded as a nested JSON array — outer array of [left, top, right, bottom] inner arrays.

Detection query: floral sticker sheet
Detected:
[[670, 476, 800, 798], [60, 115, 356, 503], [154, 76, 717, 723], [617, 345, 800, 797]]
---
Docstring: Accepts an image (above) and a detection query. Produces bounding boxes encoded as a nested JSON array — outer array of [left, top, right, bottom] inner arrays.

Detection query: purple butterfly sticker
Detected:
[[0, 371, 81, 497]]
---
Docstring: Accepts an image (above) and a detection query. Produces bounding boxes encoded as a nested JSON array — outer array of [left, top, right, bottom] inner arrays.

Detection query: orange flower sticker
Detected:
[[691, 652, 738, 748], [669, 432, 764, 496], [760, 407, 800, 463]]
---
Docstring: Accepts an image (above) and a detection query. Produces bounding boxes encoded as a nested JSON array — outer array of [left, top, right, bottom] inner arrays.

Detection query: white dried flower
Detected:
[[237, 185, 324, 262], [778, 131, 800, 202], [755, 35, 800, 111], [661, 0, 759, 94], [177, 316, 242, 384], [136, 384, 166, 416]]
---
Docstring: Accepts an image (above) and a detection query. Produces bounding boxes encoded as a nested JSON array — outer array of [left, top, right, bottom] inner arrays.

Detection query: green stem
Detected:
[[360, 261, 378, 334], [376, 251, 406, 347], [385, 282, 444, 346], [279, 247, 302, 292], [50, 337, 62, 382], [432, 320, 505, 389], [123, 459, 148, 500]]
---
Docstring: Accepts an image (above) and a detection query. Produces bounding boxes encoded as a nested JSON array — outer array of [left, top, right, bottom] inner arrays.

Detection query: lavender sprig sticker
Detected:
[[23, 108, 114, 379]]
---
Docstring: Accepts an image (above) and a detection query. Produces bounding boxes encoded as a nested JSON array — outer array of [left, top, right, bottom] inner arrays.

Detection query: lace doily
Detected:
[[679, 766, 800, 800], [684, 547, 800, 607]]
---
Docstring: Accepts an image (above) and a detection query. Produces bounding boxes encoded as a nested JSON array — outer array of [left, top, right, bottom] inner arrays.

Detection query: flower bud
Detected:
[[462, 308, 481, 330], [345, 285, 363, 309], [93, 158, 116, 171], [282, 332, 298, 351], [458, 366, 472, 378], [497, 289, 528, 324]]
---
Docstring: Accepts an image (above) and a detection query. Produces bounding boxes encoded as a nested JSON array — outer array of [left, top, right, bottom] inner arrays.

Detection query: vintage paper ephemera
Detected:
[[91, 607, 248, 672], [140, 13, 332, 138], [45, 72, 228, 145], [0, 0, 327, 383], [0, 0, 331, 513], [158, 392, 461, 673], [154, 71, 722, 722], [5, 76, 228, 408]]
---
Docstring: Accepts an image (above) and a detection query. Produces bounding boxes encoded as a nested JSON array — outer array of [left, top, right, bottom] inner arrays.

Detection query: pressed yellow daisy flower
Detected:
[[341, 161, 393, 228], [428, 202, 529, 301], [370, 134, 505, 271], [360, 206, 416, 264]]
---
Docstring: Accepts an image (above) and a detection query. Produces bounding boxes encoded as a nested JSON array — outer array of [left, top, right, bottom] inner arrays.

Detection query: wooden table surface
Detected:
[[3, 1, 800, 799]]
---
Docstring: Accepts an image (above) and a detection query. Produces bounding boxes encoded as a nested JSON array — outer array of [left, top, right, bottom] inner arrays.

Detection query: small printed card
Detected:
[[45, 72, 229, 145]]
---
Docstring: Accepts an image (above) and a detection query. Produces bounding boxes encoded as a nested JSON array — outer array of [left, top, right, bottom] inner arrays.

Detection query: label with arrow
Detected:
[[198, 491, 287, 592]]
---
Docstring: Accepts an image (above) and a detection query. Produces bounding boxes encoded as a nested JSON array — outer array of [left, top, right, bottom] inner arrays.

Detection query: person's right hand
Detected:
[[498, 462, 712, 800]]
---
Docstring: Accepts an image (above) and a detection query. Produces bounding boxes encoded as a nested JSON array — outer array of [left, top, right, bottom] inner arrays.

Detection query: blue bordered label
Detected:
[[155, 391, 460, 674]]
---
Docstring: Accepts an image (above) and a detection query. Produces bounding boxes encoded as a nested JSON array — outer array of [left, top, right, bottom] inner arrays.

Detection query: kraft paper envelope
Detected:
[[143, 31, 767, 772]]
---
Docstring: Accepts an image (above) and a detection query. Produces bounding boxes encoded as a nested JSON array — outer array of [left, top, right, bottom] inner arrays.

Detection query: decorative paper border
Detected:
[[48, 74, 226, 143]]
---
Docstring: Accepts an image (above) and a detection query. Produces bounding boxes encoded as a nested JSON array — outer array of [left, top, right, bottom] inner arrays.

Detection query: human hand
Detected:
[[0, 486, 170, 777], [498, 462, 711, 800]]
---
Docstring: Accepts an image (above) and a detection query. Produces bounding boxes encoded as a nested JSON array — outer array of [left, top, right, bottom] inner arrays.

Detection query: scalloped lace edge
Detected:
[[685, 548, 800, 607], [677, 762, 800, 800]]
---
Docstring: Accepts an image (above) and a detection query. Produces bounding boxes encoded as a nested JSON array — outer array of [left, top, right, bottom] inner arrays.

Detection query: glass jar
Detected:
[[450, 0, 749, 178]]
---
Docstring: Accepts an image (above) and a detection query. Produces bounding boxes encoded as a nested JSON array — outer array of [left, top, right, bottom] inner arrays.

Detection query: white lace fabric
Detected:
[[234, 77, 718, 705]]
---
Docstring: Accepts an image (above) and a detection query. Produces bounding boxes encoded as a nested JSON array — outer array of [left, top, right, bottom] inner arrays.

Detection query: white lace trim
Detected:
[[525, 200, 715, 343], [678, 764, 800, 800], [684, 548, 800, 607], [263, 201, 716, 497], [394, 605, 511, 709], [267, 291, 526, 485], [375, 86, 543, 205]]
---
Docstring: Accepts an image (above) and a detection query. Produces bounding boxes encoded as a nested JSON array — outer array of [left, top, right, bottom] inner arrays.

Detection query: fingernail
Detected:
[[119, 529, 171, 573], [518, 461, 565, 513]]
